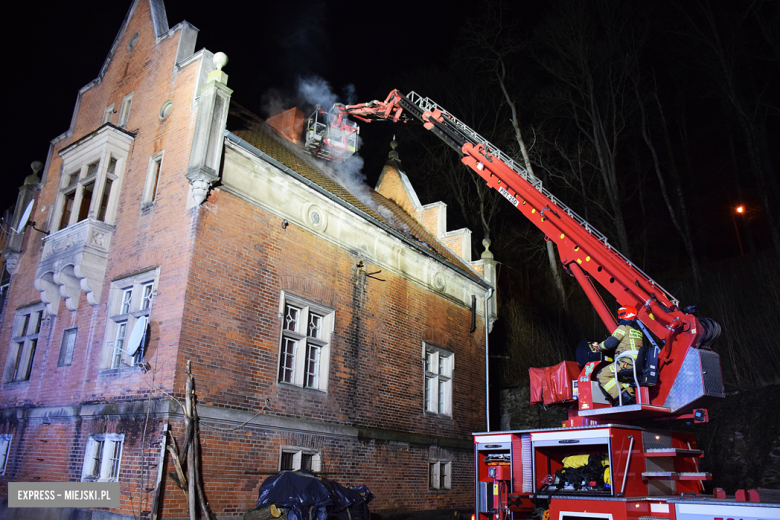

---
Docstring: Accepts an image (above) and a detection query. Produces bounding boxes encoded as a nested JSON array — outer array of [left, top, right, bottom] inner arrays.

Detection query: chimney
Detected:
[[267, 108, 305, 145]]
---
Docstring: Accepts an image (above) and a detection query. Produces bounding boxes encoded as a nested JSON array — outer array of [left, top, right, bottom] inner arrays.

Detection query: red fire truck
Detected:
[[310, 90, 780, 520]]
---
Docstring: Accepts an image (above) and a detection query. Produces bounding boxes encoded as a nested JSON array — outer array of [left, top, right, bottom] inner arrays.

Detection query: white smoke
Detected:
[[297, 76, 339, 110], [260, 87, 291, 118], [260, 75, 409, 232]]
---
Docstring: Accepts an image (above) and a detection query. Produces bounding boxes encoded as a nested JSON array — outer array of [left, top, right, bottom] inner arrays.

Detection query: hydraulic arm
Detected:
[[329, 89, 722, 410]]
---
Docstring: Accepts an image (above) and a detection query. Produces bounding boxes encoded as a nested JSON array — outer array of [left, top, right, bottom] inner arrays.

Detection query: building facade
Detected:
[[0, 1, 496, 518]]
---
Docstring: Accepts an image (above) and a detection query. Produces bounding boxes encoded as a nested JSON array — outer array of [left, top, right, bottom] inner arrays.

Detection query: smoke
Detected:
[[259, 75, 408, 232], [260, 87, 291, 119], [261, 75, 357, 116], [341, 84, 357, 105], [297, 76, 339, 110]]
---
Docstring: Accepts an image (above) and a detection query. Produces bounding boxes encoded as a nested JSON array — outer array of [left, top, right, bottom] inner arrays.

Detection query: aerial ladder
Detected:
[[301, 89, 780, 520], [307, 89, 723, 420]]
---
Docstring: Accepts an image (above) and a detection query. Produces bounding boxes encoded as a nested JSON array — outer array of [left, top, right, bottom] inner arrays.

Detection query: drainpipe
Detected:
[[484, 287, 494, 431]]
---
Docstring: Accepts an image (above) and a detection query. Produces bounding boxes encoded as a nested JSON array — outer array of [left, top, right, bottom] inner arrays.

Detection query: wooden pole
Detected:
[[150, 420, 168, 520], [186, 361, 196, 520]]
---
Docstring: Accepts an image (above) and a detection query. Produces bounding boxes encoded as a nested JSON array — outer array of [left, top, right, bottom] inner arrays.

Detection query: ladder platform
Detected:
[[578, 403, 670, 419], [643, 471, 678, 480], [642, 472, 712, 481], [644, 448, 703, 457], [678, 472, 712, 480]]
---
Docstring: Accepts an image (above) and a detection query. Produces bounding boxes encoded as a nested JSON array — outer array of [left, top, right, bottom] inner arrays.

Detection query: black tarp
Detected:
[[255, 471, 374, 520]]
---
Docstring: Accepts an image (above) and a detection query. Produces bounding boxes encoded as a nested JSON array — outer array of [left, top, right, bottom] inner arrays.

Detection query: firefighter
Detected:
[[593, 305, 644, 405]]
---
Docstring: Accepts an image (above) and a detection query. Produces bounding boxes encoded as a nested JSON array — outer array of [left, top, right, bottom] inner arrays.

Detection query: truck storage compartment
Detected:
[[530, 429, 613, 495], [475, 437, 515, 520]]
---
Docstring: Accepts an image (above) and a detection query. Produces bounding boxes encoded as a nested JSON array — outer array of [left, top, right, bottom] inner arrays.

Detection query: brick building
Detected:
[[0, 1, 496, 518]]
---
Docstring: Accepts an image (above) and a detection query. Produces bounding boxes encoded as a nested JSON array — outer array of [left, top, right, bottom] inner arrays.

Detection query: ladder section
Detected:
[[405, 90, 679, 307]]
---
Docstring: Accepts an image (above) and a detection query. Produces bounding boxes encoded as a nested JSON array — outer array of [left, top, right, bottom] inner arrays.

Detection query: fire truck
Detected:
[[304, 90, 780, 520]]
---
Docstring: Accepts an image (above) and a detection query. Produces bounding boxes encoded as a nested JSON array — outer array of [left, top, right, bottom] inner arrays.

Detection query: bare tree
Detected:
[[633, 76, 703, 294], [401, 65, 506, 255], [676, 0, 780, 256], [463, 2, 569, 310], [531, 0, 646, 255]]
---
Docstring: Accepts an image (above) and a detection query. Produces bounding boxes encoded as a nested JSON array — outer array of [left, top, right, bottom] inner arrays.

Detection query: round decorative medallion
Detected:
[[432, 271, 446, 292], [159, 100, 173, 120], [303, 203, 327, 232]]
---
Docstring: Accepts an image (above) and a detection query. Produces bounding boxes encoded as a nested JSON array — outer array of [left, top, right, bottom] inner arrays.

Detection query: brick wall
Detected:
[[0, 0, 201, 409], [180, 188, 486, 438], [375, 164, 419, 218]]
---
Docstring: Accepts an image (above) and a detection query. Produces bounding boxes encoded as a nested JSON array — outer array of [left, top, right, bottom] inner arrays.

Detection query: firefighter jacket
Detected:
[[598, 319, 644, 367]]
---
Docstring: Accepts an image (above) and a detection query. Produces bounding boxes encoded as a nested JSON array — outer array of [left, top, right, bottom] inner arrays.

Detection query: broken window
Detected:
[[3, 305, 44, 382], [277, 293, 332, 392]]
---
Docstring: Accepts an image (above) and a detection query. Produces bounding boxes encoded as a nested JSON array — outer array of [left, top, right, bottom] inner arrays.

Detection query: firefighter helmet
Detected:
[[617, 305, 637, 320]]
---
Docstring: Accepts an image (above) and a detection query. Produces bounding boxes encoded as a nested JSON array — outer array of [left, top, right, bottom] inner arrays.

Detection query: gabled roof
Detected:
[[226, 102, 487, 286], [99, 0, 170, 79]]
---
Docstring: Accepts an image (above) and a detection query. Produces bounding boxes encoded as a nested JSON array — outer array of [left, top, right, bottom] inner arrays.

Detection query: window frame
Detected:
[[3, 305, 45, 383], [53, 125, 132, 232], [57, 157, 119, 231], [423, 343, 454, 416], [118, 92, 133, 127], [81, 433, 124, 482], [0, 434, 12, 475], [276, 292, 333, 392], [102, 269, 159, 370], [143, 152, 164, 204], [428, 460, 452, 490], [278, 446, 322, 473], [102, 104, 115, 125], [58, 328, 78, 367]]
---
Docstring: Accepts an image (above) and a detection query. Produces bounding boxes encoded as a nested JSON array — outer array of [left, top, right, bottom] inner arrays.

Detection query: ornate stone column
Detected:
[[185, 52, 233, 207]]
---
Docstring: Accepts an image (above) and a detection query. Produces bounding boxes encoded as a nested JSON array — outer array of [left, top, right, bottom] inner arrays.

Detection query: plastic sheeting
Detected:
[[529, 361, 581, 405], [255, 471, 374, 520]]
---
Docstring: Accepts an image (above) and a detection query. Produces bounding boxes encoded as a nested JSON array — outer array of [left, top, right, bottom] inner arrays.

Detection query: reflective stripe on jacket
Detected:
[[599, 323, 643, 359]]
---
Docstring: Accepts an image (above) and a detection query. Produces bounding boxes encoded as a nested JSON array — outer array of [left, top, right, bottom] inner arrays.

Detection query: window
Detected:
[[277, 293, 333, 391], [118, 92, 133, 127], [143, 153, 163, 204], [102, 104, 115, 125], [57, 157, 117, 231], [81, 434, 123, 482], [429, 461, 452, 490], [0, 434, 11, 475], [58, 328, 78, 367], [55, 125, 133, 232], [279, 447, 321, 472], [424, 344, 453, 416], [3, 306, 44, 383], [103, 270, 158, 369]]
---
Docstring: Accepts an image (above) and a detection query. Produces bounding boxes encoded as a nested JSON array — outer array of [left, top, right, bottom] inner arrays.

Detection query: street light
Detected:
[[732, 205, 744, 256]]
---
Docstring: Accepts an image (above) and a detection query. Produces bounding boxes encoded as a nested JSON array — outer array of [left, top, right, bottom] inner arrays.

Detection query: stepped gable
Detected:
[[226, 102, 480, 280]]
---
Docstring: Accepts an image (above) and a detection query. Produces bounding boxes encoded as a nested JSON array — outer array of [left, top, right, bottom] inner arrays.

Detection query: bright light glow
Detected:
[[736, 206, 744, 213]]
